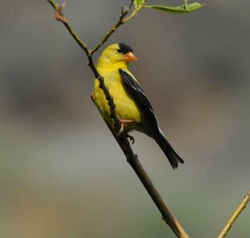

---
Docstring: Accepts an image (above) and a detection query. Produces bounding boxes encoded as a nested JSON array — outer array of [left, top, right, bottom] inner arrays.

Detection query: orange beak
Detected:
[[124, 52, 138, 62]]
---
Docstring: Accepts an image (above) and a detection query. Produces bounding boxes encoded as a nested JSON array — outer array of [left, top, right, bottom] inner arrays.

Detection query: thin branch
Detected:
[[47, 1, 190, 237], [90, 2, 143, 55], [47, 0, 90, 56], [129, 0, 134, 10], [90, 7, 130, 55], [47, 0, 120, 130], [123, 5, 143, 23], [217, 190, 250, 238]]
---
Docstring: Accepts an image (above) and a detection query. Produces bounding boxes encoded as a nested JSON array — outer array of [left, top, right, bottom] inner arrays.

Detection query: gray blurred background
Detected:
[[1, 0, 250, 237]]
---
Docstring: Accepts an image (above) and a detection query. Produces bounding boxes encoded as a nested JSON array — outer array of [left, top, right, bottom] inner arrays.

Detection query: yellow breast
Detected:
[[93, 69, 142, 125]]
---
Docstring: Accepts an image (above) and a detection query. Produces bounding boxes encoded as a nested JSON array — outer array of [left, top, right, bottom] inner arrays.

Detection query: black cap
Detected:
[[118, 43, 133, 54]]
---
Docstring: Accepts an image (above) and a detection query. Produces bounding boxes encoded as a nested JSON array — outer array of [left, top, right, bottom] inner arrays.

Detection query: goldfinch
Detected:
[[92, 43, 184, 169]]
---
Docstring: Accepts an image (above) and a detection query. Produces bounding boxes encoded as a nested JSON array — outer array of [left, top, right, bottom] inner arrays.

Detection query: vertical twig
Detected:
[[90, 8, 130, 55]]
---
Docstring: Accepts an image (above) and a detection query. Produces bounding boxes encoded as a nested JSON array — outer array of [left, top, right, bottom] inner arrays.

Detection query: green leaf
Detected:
[[134, 0, 145, 9], [144, 2, 204, 13]]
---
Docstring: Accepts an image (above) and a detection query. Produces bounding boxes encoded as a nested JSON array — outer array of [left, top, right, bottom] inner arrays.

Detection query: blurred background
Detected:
[[1, 0, 250, 237]]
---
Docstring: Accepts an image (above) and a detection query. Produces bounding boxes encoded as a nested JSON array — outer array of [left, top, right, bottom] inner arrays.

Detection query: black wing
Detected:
[[119, 69, 184, 168], [119, 69, 158, 128]]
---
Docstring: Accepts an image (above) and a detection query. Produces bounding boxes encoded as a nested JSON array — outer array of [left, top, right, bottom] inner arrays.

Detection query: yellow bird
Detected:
[[92, 43, 184, 169]]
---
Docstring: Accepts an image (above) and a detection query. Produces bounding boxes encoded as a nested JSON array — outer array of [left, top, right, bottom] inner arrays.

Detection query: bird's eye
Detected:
[[117, 48, 123, 53]]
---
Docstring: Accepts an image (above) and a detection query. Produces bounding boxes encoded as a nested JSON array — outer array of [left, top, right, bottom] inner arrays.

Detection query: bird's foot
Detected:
[[127, 134, 135, 145], [126, 134, 135, 144], [117, 119, 135, 144], [119, 131, 135, 144]]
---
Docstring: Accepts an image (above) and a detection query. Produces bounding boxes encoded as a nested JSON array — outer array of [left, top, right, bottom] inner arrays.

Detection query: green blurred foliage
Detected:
[[134, 0, 145, 8]]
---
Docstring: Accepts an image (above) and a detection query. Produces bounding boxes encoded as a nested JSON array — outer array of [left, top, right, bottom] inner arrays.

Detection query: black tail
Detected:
[[154, 130, 184, 169]]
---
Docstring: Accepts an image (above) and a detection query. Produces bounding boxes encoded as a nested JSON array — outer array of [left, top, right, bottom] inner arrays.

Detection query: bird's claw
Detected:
[[126, 134, 135, 144]]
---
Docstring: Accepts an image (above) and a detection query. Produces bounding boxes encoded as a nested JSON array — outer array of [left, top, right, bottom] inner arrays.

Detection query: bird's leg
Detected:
[[118, 119, 135, 144], [119, 119, 132, 134]]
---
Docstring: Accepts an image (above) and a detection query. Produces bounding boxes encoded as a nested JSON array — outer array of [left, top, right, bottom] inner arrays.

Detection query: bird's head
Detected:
[[97, 43, 138, 69]]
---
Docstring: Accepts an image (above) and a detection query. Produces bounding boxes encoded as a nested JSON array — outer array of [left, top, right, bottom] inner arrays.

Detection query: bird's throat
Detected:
[[97, 59, 128, 73]]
